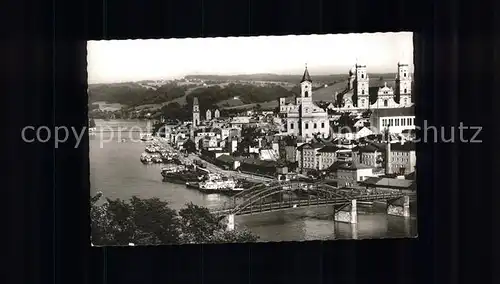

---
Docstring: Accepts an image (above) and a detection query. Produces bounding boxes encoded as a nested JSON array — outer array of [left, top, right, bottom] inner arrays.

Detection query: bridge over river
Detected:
[[210, 180, 416, 231]]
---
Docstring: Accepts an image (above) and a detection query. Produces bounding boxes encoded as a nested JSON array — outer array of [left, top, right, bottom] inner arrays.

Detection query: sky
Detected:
[[87, 32, 413, 84]]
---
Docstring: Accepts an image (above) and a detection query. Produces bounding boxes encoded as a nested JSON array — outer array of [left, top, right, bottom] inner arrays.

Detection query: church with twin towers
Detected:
[[333, 60, 413, 110], [277, 61, 413, 139], [280, 61, 413, 113]]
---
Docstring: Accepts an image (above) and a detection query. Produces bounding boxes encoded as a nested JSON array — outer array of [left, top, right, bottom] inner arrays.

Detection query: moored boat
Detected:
[[162, 170, 202, 184], [185, 181, 199, 189], [198, 174, 238, 194], [140, 133, 153, 141]]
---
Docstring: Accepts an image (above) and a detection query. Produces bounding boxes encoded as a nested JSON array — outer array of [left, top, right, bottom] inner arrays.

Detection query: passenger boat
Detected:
[[140, 133, 153, 141], [198, 174, 237, 193], [140, 153, 153, 164]]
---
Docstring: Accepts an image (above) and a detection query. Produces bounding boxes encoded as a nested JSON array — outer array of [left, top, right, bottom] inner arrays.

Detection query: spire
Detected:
[[300, 63, 312, 83], [193, 97, 199, 105]]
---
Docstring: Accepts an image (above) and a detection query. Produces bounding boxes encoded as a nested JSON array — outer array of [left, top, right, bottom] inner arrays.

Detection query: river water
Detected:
[[90, 119, 418, 242]]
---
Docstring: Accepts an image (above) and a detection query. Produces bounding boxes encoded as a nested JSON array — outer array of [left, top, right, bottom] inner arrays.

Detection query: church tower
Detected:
[[395, 62, 412, 107], [354, 63, 370, 109], [192, 97, 200, 127], [300, 64, 313, 107]]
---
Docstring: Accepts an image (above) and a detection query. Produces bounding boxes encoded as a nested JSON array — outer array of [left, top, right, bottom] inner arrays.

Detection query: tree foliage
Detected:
[[183, 139, 197, 153], [234, 127, 262, 156], [160, 102, 192, 121], [185, 83, 294, 110], [88, 83, 187, 107], [90, 194, 258, 246]]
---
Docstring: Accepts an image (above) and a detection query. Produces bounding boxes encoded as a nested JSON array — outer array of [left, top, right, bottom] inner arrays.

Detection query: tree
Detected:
[[90, 195, 259, 245], [361, 109, 372, 118], [178, 203, 223, 244], [183, 139, 197, 154]]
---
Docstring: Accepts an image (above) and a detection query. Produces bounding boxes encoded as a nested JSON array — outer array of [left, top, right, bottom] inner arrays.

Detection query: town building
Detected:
[[388, 141, 416, 175], [296, 142, 324, 172], [317, 145, 342, 170], [369, 107, 415, 135], [327, 161, 375, 187], [278, 65, 330, 141], [334, 126, 373, 140], [353, 143, 384, 168]]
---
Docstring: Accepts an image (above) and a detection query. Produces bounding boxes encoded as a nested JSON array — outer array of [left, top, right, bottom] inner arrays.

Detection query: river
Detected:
[[90, 119, 418, 242]]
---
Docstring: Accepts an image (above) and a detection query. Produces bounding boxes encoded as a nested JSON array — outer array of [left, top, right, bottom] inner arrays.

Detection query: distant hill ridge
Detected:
[[184, 73, 397, 83]]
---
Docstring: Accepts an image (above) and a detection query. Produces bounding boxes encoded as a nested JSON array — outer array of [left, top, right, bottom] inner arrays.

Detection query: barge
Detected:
[[161, 170, 202, 184]]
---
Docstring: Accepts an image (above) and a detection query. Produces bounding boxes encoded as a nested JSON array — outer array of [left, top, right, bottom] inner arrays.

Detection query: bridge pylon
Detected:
[[387, 195, 410, 217], [334, 199, 358, 224], [225, 214, 235, 231]]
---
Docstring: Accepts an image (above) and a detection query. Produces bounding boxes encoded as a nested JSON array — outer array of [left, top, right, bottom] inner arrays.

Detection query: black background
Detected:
[[3, 0, 498, 283]]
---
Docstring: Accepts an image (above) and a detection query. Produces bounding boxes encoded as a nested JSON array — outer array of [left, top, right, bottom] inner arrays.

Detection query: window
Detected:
[[395, 119, 399, 126], [361, 74, 364, 79], [402, 118, 405, 126], [321, 122, 325, 128], [305, 123, 309, 129], [384, 100, 388, 107], [404, 98, 408, 105], [314, 123, 317, 129], [361, 90, 365, 95], [404, 88, 407, 94], [407, 118, 410, 125], [404, 73, 407, 77], [305, 91, 309, 97], [290, 123, 294, 129]]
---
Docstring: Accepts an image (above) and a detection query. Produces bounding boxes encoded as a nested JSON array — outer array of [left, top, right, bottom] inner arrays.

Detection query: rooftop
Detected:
[[360, 177, 415, 189], [405, 171, 416, 180], [344, 162, 372, 170], [216, 154, 235, 163], [317, 145, 342, 153], [300, 66, 312, 83], [329, 161, 373, 171], [370, 107, 415, 118], [357, 144, 382, 153], [390, 142, 416, 151]]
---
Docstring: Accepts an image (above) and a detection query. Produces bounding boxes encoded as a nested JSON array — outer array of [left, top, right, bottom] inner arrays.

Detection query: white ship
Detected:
[[140, 133, 153, 141], [199, 174, 236, 192]]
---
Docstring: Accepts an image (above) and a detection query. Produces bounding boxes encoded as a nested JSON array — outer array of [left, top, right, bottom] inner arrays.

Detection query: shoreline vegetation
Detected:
[[90, 192, 258, 246]]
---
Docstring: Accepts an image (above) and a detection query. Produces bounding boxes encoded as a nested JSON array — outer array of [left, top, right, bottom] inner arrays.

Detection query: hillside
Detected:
[[185, 73, 348, 84], [88, 73, 400, 114], [185, 73, 397, 84]]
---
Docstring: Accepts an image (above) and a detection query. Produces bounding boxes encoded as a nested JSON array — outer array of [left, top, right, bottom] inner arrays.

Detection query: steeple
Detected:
[[300, 63, 312, 83]]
